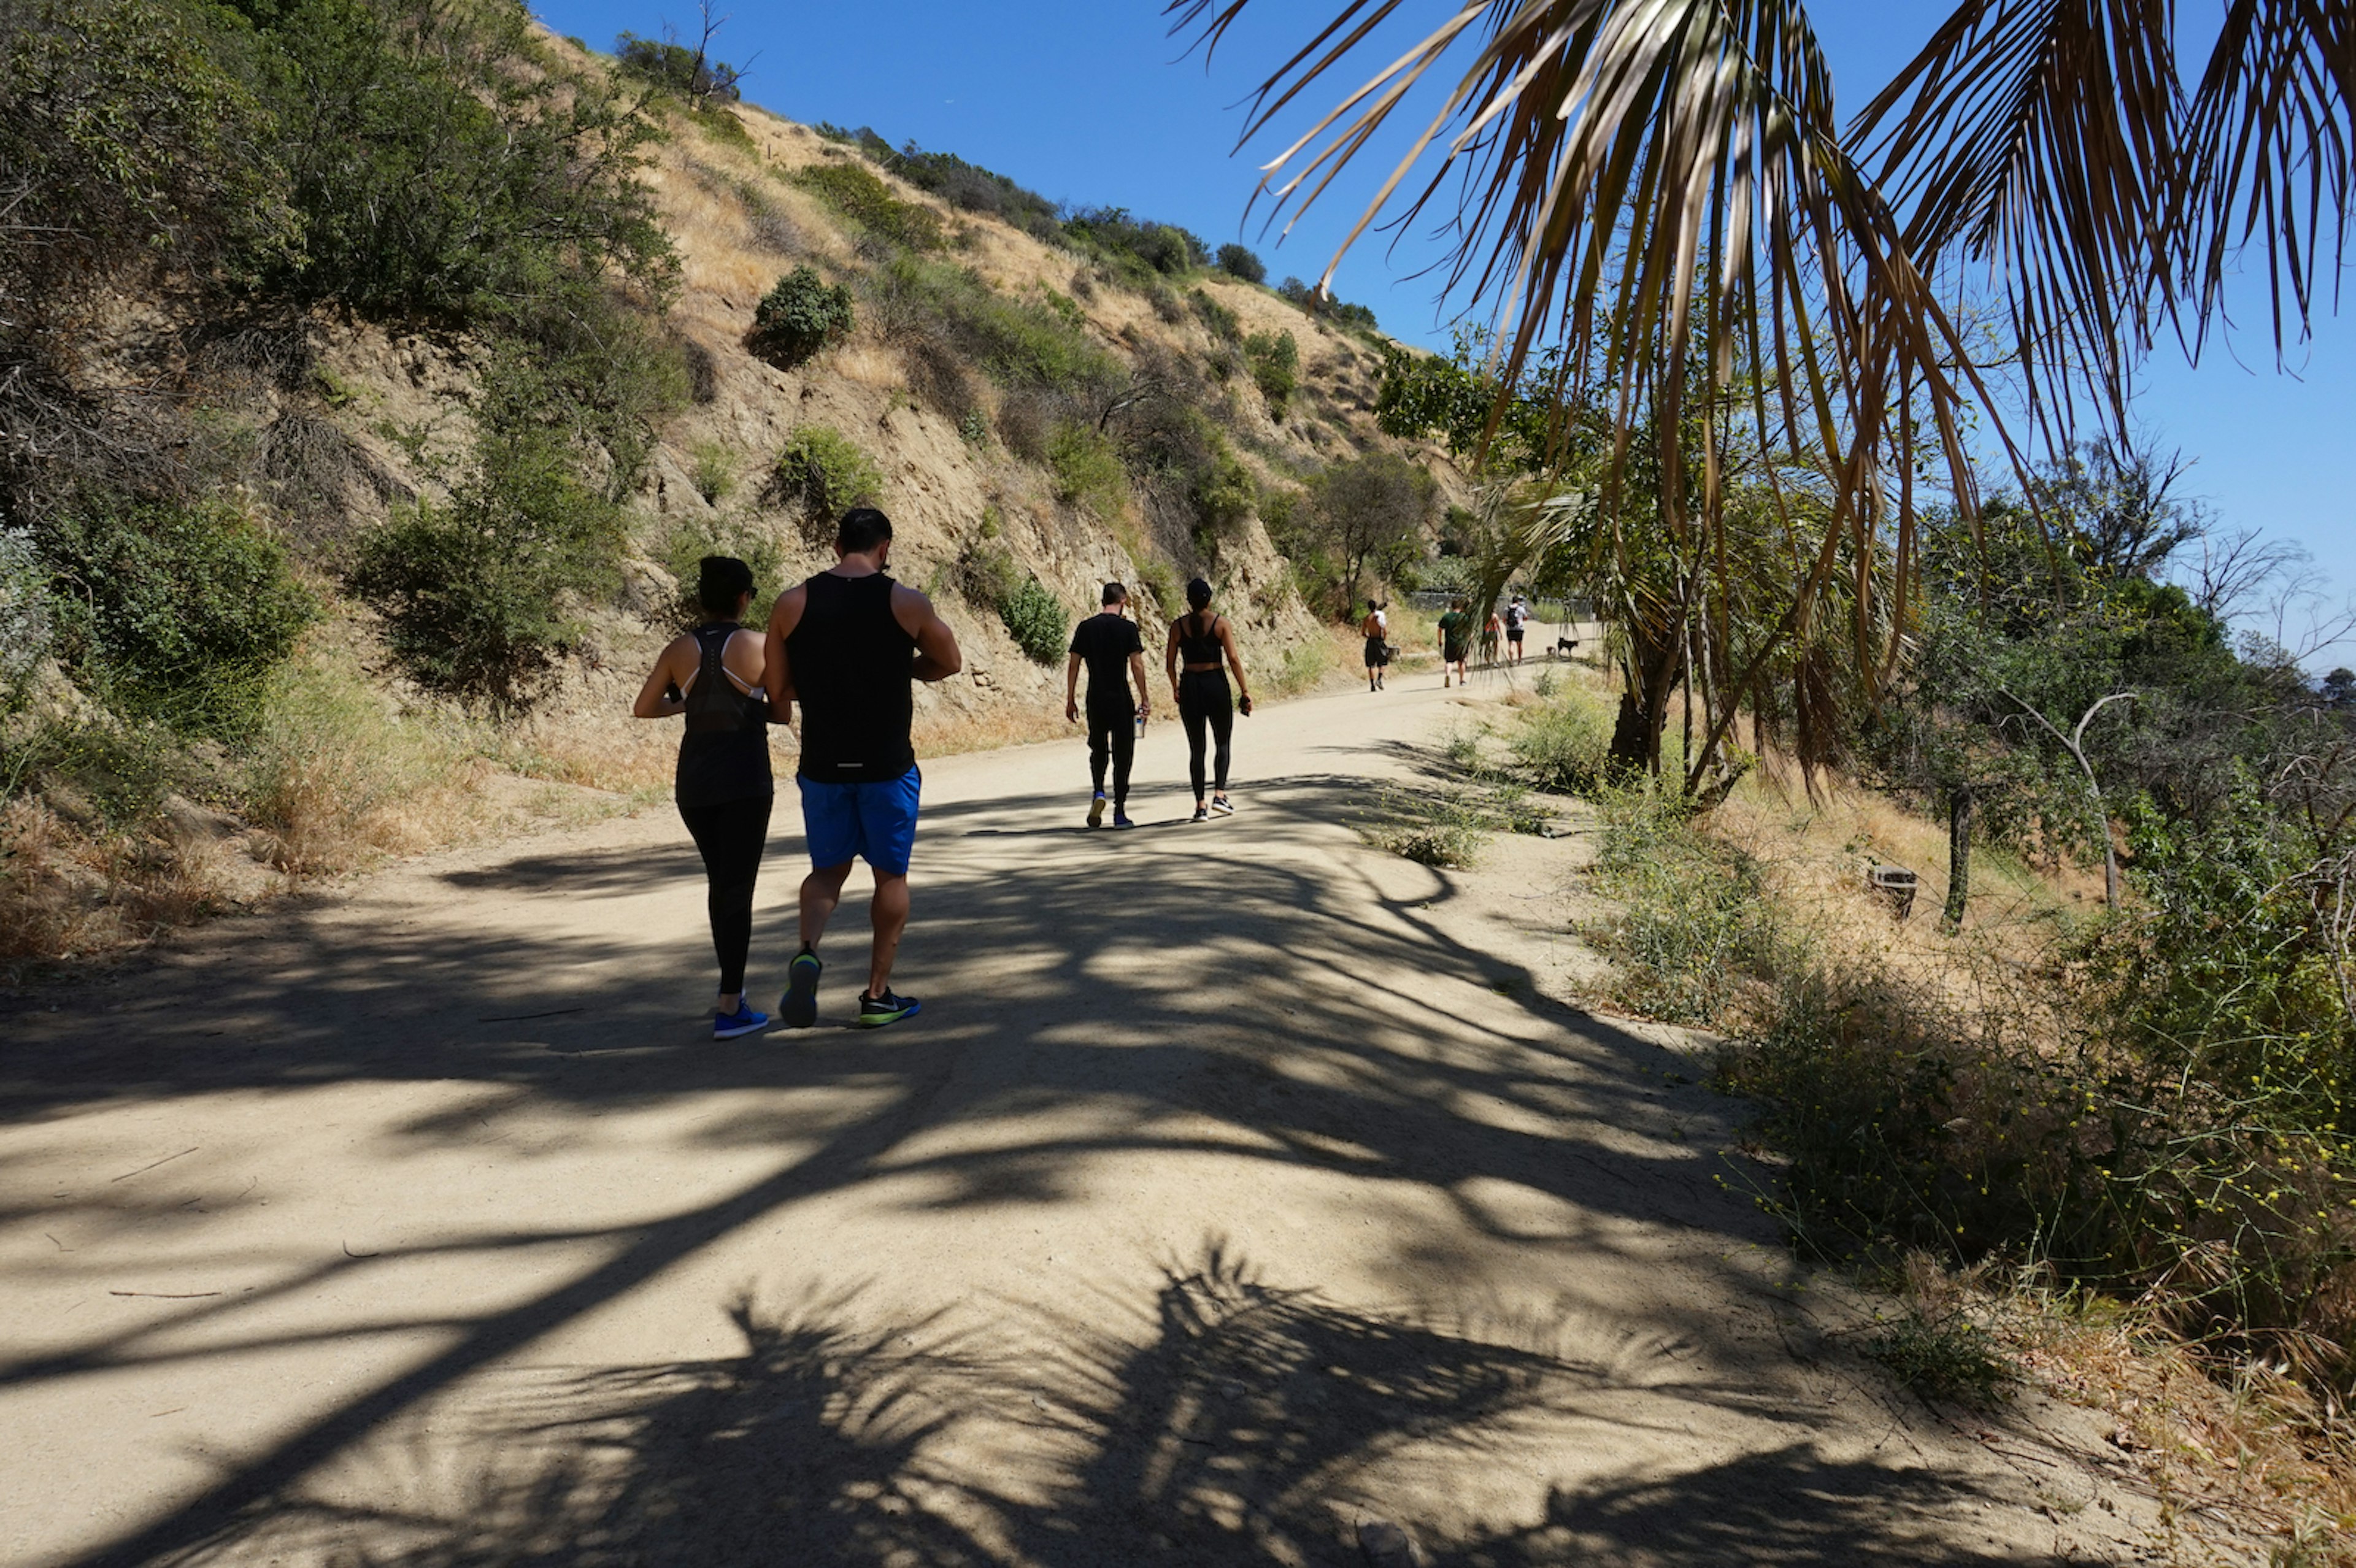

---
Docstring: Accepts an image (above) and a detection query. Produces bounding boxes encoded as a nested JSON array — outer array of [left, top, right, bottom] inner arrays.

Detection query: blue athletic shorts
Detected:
[[798, 767, 922, 876]]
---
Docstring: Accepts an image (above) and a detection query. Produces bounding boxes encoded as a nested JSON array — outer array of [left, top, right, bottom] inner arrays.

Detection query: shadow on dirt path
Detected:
[[1, 683, 2154, 1566]]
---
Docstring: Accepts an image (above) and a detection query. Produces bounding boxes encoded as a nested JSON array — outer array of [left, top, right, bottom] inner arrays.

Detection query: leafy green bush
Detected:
[[688, 440, 737, 505], [240, 0, 674, 322], [349, 356, 626, 713], [998, 576, 1068, 665], [1215, 244, 1265, 283], [953, 539, 1023, 610], [1244, 329, 1299, 417], [861, 255, 1117, 397], [887, 139, 1062, 239], [790, 159, 943, 251], [772, 425, 882, 525], [1046, 423, 1126, 517], [613, 31, 741, 101], [746, 266, 855, 368], [661, 516, 785, 626], [1188, 287, 1242, 342], [38, 495, 315, 733], [1509, 693, 1612, 793], [1134, 558, 1182, 621]]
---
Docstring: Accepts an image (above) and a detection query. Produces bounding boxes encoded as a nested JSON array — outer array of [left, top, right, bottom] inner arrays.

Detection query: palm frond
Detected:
[[2181, 0, 2355, 362], [1852, 0, 2179, 444], [1168, 0, 1992, 690]]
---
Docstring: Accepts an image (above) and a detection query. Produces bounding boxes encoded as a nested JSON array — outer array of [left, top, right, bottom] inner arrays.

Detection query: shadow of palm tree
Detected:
[[169, 1244, 2037, 1568]]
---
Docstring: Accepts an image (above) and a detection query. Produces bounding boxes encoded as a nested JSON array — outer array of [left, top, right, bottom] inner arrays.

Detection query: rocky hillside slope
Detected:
[[1, 18, 1467, 967]]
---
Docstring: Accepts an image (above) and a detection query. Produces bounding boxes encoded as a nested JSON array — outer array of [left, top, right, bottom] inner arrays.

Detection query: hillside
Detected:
[[0, 7, 1468, 967]]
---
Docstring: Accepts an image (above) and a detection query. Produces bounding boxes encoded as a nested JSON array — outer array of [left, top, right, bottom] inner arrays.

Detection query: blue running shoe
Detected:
[[1087, 791, 1107, 828], [1112, 810, 1136, 829], [781, 950, 822, 1029], [713, 1002, 769, 1040], [857, 989, 921, 1029]]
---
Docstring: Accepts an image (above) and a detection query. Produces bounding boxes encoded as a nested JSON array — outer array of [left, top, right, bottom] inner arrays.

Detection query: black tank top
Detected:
[[1177, 611, 1222, 665], [787, 571, 918, 783], [675, 623, 772, 808]]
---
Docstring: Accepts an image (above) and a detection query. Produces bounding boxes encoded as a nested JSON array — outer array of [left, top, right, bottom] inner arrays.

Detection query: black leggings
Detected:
[[1178, 670, 1233, 798], [679, 793, 772, 996], [1087, 704, 1136, 807]]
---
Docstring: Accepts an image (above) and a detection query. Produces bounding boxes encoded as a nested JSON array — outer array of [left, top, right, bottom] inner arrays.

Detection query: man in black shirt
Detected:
[[763, 507, 963, 1029], [1064, 581, 1151, 828]]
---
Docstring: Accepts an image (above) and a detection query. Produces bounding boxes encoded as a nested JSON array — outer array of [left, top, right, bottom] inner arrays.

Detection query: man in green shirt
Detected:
[[1436, 598, 1472, 688]]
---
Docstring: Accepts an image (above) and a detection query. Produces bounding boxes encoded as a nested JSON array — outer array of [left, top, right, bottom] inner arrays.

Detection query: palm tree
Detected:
[[1169, 0, 2349, 755]]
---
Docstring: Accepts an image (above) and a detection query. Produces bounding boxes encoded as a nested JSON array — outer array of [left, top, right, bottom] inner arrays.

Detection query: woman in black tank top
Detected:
[[633, 556, 776, 1040], [1163, 577, 1253, 821]]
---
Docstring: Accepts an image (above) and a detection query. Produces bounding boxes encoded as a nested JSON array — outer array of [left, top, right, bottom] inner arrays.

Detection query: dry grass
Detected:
[[1889, 1259, 2356, 1565]]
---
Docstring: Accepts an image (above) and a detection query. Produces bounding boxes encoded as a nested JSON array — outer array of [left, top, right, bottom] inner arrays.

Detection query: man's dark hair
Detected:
[[836, 507, 893, 555], [1101, 581, 1128, 606]]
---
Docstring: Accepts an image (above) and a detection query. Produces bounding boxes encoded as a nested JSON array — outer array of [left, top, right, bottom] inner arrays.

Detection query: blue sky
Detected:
[[532, 0, 2353, 669]]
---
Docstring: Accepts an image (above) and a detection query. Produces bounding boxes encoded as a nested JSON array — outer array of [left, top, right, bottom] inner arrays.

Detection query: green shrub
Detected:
[[746, 266, 854, 369], [661, 516, 785, 626], [1045, 422, 1127, 517], [613, 31, 742, 101], [1244, 329, 1299, 417], [1509, 694, 1612, 794], [37, 495, 315, 734], [772, 425, 883, 526], [349, 358, 626, 713], [241, 0, 674, 322], [1860, 1306, 2015, 1407], [687, 441, 737, 505], [1188, 287, 1242, 342], [1589, 788, 1783, 1024], [998, 576, 1068, 665], [861, 254, 1116, 396], [1062, 207, 1203, 285], [790, 159, 943, 251], [1215, 244, 1265, 284], [1134, 558, 1182, 621], [953, 538, 1023, 610]]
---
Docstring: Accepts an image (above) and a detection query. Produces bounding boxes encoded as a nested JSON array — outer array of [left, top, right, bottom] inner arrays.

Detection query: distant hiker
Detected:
[[763, 507, 963, 1029], [632, 555, 775, 1040], [1360, 598, 1390, 692], [1480, 606, 1503, 666], [1505, 594, 1530, 665], [1066, 580, 1151, 828], [1165, 577, 1252, 821], [1437, 598, 1472, 688]]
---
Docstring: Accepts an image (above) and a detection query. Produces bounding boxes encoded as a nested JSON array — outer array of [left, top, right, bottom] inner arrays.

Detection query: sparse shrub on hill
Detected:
[[236, 0, 674, 323], [1063, 207, 1205, 286], [1188, 288, 1241, 342], [612, 30, 741, 103], [663, 515, 783, 626], [36, 494, 315, 735], [1244, 329, 1299, 417], [998, 577, 1068, 665], [747, 266, 854, 369], [1045, 423, 1126, 518], [1216, 244, 1265, 283], [349, 352, 628, 713], [886, 139, 1063, 242], [790, 159, 943, 252], [860, 255, 1117, 401], [771, 425, 882, 528]]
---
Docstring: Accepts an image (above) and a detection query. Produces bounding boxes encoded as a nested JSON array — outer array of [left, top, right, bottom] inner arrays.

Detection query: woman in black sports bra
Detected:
[[633, 556, 777, 1040], [1163, 577, 1253, 821]]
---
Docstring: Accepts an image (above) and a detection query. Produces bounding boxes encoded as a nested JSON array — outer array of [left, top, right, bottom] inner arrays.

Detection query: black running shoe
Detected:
[[858, 988, 921, 1028], [1190, 803, 1209, 823], [780, 950, 822, 1029]]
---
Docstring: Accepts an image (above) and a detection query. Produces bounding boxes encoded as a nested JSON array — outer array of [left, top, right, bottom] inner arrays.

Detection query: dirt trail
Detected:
[[2, 677, 2177, 1567]]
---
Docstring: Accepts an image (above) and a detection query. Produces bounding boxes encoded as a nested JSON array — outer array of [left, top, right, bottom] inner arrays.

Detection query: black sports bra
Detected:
[[1177, 612, 1222, 665]]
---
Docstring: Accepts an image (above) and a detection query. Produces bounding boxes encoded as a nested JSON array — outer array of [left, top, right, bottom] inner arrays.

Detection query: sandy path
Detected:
[[2, 676, 2172, 1567]]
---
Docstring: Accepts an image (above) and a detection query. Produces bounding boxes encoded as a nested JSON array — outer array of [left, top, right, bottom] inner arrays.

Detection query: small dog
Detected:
[[1554, 636, 1580, 658]]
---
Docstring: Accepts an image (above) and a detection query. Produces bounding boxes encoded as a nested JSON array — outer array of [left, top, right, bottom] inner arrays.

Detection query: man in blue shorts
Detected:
[[763, 507, 963, 1028]]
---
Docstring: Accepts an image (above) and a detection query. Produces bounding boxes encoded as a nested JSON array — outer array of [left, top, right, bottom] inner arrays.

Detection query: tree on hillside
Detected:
[[1304, 452, 1436, 613]]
